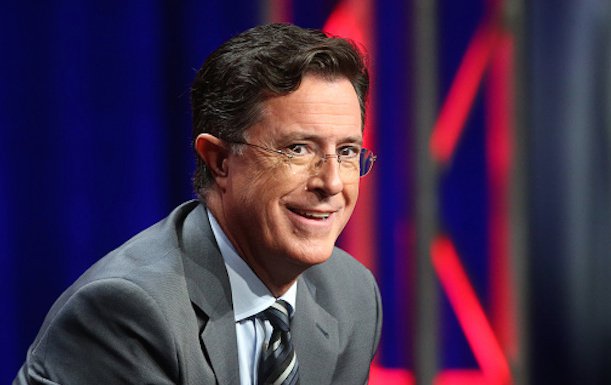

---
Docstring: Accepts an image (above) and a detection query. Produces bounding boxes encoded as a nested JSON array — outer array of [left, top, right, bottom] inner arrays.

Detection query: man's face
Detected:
[[219, 74, 362, 287]]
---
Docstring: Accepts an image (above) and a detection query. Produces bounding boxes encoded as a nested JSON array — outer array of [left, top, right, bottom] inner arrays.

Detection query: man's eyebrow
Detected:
[[342, 135, 364, 145]]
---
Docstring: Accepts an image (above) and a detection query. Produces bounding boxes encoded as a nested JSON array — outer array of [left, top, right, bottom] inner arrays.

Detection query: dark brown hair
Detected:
[[191, 23, 369, 193]]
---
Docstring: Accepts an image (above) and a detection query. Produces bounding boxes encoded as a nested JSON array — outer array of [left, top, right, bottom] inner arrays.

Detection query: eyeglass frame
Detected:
[[225, 139, 377, 178]]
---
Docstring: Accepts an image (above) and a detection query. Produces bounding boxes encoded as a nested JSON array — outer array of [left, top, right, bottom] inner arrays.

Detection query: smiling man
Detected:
[[15, 24, 381, 385]]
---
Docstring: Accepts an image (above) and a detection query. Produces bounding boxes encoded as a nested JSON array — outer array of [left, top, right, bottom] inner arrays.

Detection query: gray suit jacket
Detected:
[[14, 201, 382, 385]]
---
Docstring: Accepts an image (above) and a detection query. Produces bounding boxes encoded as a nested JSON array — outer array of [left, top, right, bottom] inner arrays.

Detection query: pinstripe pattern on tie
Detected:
[[258, 300, 300, 385]]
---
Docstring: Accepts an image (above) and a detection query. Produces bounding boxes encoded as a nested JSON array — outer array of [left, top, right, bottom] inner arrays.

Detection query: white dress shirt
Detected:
[[207, 210, 297, 385]]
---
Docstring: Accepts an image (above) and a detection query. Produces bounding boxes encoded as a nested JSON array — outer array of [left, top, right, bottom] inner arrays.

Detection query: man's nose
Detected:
[[307, 155, 344, 196]]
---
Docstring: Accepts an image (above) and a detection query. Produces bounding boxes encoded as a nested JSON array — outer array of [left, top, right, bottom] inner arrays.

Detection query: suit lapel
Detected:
[[292, 277, 339, 385], [181, 203, 240, 385]]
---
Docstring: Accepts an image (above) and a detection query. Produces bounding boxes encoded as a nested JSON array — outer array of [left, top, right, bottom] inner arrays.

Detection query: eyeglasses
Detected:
[[227, 140, 376, 178]]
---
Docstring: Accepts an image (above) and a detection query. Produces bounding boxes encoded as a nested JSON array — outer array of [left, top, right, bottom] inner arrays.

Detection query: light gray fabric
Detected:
[[14, 201, 382, 385]]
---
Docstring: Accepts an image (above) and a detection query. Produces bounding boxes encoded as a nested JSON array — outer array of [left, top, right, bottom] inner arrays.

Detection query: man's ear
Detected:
[[194, 134, 230, 188]]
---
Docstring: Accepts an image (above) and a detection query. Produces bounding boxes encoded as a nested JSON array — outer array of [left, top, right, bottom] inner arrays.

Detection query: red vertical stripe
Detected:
[[486, 30, 518, 360], [324, 0, 378, 274]]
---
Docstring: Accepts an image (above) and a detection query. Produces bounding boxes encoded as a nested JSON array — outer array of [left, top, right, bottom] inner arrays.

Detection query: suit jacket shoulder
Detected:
[[15, 201, 239, 385]]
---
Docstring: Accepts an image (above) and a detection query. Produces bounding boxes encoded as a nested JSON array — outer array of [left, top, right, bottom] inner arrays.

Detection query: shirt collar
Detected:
[[206, 209, 297, 322]]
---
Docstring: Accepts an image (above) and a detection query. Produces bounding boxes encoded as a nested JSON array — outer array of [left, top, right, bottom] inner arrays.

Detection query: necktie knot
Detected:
[[262, 299, 292, 332]]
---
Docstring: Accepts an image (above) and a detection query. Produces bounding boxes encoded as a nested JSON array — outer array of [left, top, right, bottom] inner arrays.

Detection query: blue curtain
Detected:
[[0, 1, 262, 380]]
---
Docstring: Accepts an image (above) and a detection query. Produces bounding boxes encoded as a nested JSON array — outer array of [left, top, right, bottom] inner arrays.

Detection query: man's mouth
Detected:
[[290, 209, 332, 220]]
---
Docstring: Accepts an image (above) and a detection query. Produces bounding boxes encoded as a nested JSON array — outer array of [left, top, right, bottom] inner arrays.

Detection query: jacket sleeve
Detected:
[[16, 278, 179, 385]]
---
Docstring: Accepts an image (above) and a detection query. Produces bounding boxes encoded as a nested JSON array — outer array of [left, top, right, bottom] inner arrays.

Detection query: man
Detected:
[[15, 23, 381, 385]]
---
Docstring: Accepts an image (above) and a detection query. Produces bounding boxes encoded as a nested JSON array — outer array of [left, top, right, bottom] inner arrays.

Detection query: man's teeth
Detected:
[[297, 210, 330, 219]]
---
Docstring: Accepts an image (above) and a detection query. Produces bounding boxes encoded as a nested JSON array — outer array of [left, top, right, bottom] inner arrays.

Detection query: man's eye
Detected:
[[338, 146, 361, 158], [286, 144, 309, 156]]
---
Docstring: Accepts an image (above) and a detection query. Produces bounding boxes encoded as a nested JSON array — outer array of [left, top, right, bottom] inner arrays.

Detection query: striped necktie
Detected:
[[258, 300, 300, 385]]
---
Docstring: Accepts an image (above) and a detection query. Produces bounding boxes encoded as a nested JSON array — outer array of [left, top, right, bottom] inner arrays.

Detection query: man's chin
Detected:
[[285, 245, 335, 268]]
